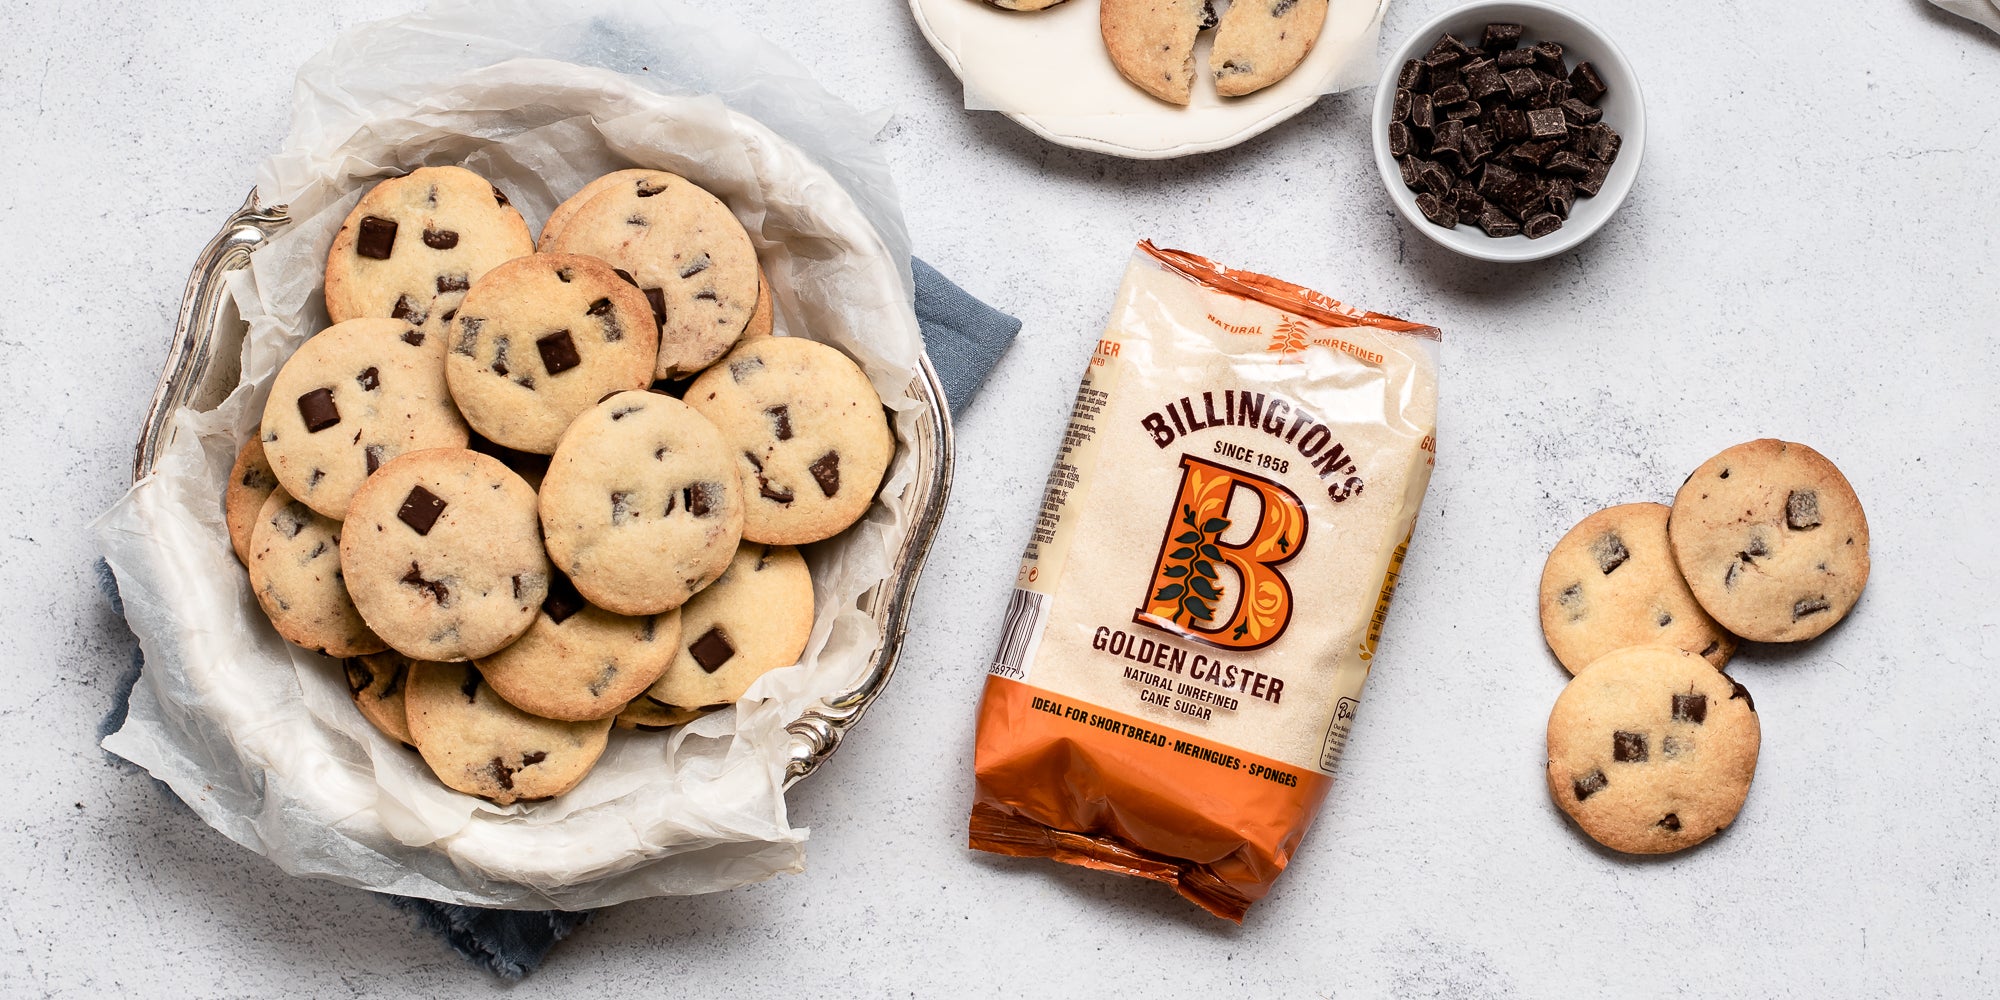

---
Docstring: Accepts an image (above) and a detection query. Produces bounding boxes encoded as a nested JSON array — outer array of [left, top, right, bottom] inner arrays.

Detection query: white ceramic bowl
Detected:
[[1371, 0, 1644, 262]]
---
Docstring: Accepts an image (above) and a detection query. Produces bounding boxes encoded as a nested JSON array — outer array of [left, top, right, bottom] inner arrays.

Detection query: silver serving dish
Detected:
[[135, 189, 954, 787]]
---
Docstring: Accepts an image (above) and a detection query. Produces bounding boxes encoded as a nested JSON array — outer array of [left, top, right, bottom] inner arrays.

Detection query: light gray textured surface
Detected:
[[3, 0, 1997, 995]]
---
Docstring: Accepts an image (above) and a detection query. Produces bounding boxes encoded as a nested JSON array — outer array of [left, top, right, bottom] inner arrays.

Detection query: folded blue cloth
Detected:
[[98, 257, 1015, 979]]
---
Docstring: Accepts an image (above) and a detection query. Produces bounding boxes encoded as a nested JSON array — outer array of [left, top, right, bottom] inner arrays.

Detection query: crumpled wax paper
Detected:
[[92, 0, 925, 910]]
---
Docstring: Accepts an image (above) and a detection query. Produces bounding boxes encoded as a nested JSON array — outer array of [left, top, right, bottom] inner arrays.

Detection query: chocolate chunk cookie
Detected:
[[225, 436, 279, 565], [247, 487, 385, 658], [1539, 503, 1737, 673], [1669, 440, 1870, 642], [345, 650, 418, 747], [642, 543, 813, 713], [613, 696, 704, 732], [685, 337, 892, 545], [1210, 0, 1328, 97], [445, 253, 660, 454], [539, 390, 746, 615], [475, 571, 682, 722], [543, 170, 760, 378], [339, 449, 549, 661], [404, 661, 612, 805], [1101, 0, 1208, 105], [1546, 645, 1760, 854], [323, 166, 533, 339], [261, 317, 469, 520]]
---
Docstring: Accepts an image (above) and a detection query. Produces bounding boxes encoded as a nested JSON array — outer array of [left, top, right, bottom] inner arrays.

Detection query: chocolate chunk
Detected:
[[491, 185, 511, 207], [1431, 82, 1470, 107], [1657, 813, 1682, 832], [1198, 0, 1219, 30], [554, 267, 575, 284], [1723, 561, 1743, 590], [1700, 640, 1721, 659], [729, 357, 766, 382], [758, 477, 795, 504], [610, 490, 635, 525], [1466, 61, 1507, 100], [1787, 490, 1822, 530], [1418, 161, 1454, 197], [397, 485, 447, 535], [1576, 159, 1612, 197], [1561, 97, 1603, 126], [1793, 596, 1832, 620], [422, 228, 459, 250], [536, 330, 581, 375], [1744, 534, 1770, 559], [1423, 36, 1468, 70], [1392, 88, 1412, 124], [684, 481, 720, 517], [356, 216, 398, 259], [436, 273, 470, 294], [635, 178, 667, 197], [460, 665, 481, 701], [1527, 107, 1568, 140], [643, 288, 666, 329], [390, 294, 426, 325], [344, 658, 374, 693], [1397, 59, 1427, 91], [1569, 61, 1608, 103], [487, 757, 515, 791], [1673, 693, 1708, 724], [1497, 47, 1534, 69], [1410, 92, 1435, 131], [1433, 118, 1466, 152], [809, 451, 841, 498], [587, 297, 613, 316], [1612, 730, 1648, 762], [297, 388, 340, 433], [677, 255, 712, 279], [1494, 106, 1530, 142], [1501, 67, 1542, 101], [1521, 212, 1563, 239], [542, 573, 585, 624], [1546, 177, 1576, 219], [1573, 769, 1607, 801], [402, 562, 450, 606], [766, 405, 794, 441], [364, 445, 385, 475], [1590, 532, 1630, 574], [1590, 125, 1622, 163], [688, 626, 736, 673], [1547, 150, 1589, 175], [1462, 126, 1496, 165], [1477, 204, 1522, 237], [1388, 121, 1411, 158], [1399, 156, 1421, 187], [402, 329, 426, 347], [1481, 22, 1522, 50], [356, 367, 380, 392], [1730, 678, 1756, 711], [1532, 40, 1566, 76], [1655, 611, 1672, 627], [611, 267, 640, 289], [522, 751, 547, 767], [1416, 192, 1455, 228]]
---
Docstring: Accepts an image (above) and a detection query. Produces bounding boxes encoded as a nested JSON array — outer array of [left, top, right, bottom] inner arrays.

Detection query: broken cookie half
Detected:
[[1101, 0, 1327, 105]]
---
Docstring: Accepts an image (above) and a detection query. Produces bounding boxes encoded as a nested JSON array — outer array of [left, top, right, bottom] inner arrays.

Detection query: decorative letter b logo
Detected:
[[1134, 455, 1306, 650]]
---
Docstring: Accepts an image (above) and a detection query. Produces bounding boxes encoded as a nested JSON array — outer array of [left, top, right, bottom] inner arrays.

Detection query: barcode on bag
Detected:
[[988, 588, 1049, 680]]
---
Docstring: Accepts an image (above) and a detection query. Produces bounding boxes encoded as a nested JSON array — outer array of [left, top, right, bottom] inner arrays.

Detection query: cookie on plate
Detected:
[[1668, 440, 1870, 643], [225, 436, 280, 565], [1546, 645, 1760, 854], [445, 253, 659, 454], [539, 390, 745, 616], [642, 542, 812, 712], [405, 661, 613, 805], [247, 487, 384, 658], [261, 317, 469, 520], [1101, 0, 1209, 105], [344, 651, 417, 747], [1539, 502, 1736, 674], [613, 696, 704, 732], [542, 170, 760, 378], [685, 337, 892, 545], [1210, 0, 1328, 97], [323, 166, 533, 338], [476, 571, 682, 722], [339, 449, 549, 661]]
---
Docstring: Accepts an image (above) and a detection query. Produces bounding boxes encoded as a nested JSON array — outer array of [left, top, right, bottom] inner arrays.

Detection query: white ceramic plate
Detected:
[[911, 0, 1391, 159], [1371, 0, 1645, 262]]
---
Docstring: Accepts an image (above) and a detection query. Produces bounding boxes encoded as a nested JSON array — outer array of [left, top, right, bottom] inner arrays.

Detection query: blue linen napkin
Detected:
[[96, 258, 1015, 978]]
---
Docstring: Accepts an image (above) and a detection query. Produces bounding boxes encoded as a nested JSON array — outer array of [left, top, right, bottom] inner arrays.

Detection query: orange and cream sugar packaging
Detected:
[[968, 241, 1439, 921]]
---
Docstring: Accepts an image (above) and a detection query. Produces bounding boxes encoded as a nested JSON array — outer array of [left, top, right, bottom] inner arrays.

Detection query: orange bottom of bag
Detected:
[[968, 676, 1333, 922]]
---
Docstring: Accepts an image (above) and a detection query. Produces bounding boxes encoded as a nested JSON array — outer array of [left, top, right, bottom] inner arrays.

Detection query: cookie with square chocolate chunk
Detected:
[[1101, 0, 1208, 105], [339, 449, 549, 661], [1547, 645, 1760, 854], [543, 170, 760, 378], [476, 571, 682, 722], [445, 253, 660, 455], [685, 337, 892, 545], [324, 166, 533, 340], [261, 317, 469, 520], [405, 661, 612, 805], [345, 650, 419, 747], [1210, 0, 1328, 97], [247, 487, 385, 658], [1539, 503, 1737, 674], [1668, 440, 1870, 642], [613, 696, 705, 732], [539, 390, 746, 616], [642, 542, 812, 713], [225, 436, 279, 565]]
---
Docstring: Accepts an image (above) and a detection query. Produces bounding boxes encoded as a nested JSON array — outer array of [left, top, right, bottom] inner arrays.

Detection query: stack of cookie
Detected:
[[1537, 439, 1870, 853], [224, 165, 892, 806]]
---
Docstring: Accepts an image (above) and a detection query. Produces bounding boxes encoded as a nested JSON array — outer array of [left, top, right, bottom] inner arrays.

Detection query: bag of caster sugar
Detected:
[[967, 241, 1439, 921]]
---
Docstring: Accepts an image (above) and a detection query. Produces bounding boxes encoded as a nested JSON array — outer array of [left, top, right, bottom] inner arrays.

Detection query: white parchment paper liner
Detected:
[[92, 0, 923, 909]]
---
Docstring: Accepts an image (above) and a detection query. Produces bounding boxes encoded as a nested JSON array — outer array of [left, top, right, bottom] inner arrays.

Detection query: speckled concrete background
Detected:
[[3, 1, 1997, 995]]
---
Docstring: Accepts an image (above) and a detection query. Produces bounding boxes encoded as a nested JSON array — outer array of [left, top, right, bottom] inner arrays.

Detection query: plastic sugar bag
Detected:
[[93, 0, 924, 908]]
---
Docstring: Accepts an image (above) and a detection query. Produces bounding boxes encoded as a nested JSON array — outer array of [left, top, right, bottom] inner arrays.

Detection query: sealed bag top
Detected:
[[970, 241, 1438, 920]]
